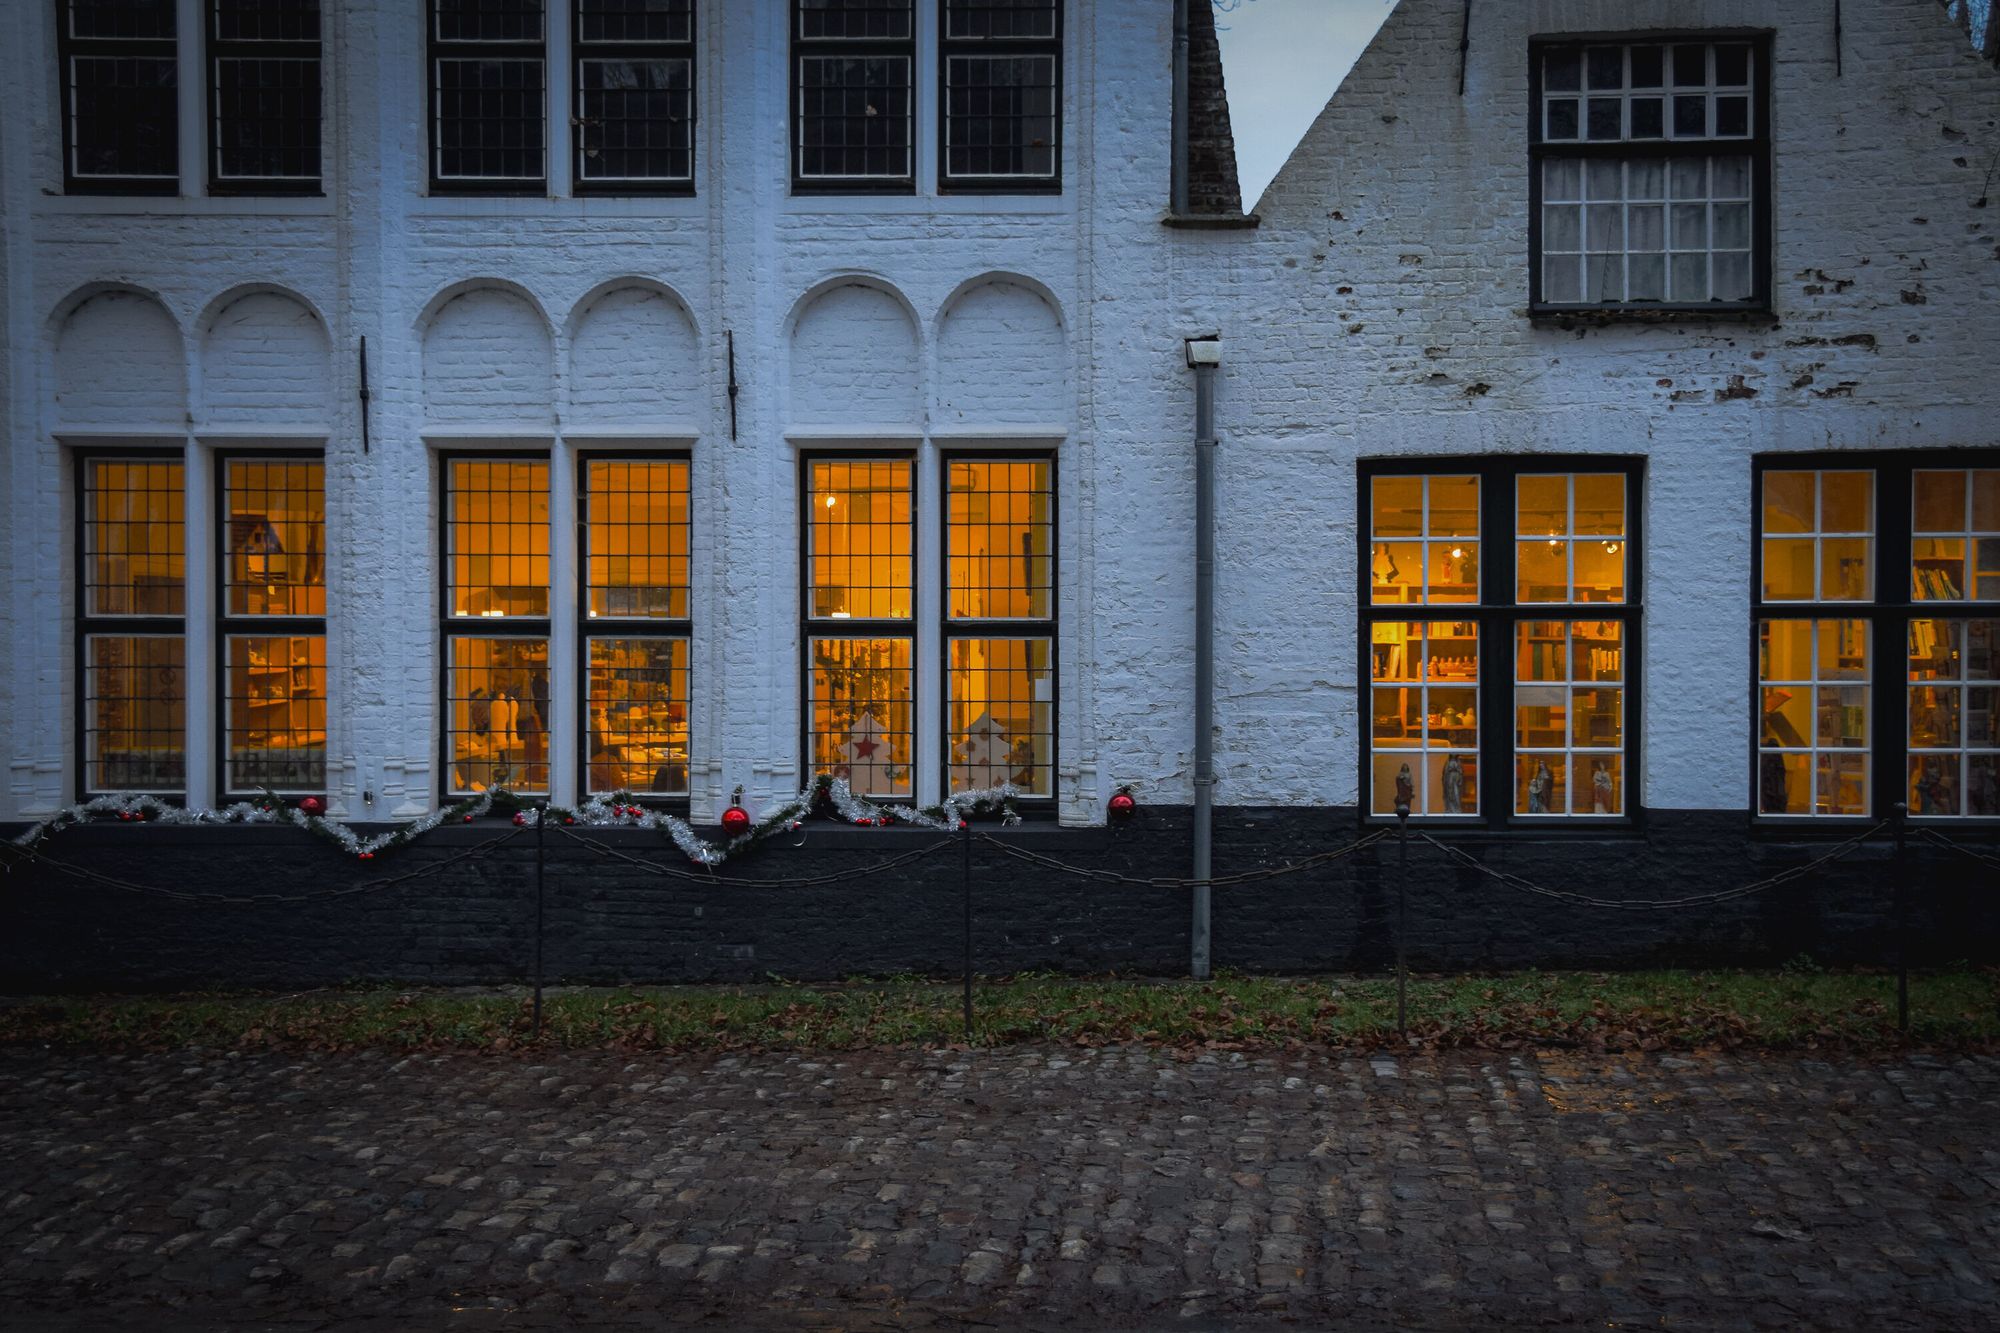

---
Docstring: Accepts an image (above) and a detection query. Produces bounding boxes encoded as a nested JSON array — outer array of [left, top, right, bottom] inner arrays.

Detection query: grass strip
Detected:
[[2, 969, 1996, 1055]]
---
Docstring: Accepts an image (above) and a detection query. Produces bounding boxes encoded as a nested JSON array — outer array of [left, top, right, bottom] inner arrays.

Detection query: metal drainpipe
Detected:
[[1171, 0, 1190, 217], [1187, 337, 1221, 980]]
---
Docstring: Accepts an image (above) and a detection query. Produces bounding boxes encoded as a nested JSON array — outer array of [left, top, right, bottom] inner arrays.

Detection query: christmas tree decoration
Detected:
[[299, 796, 325, 817], [840, 711, 896, 797], [1108, 787, 1137, 822], [951, 710, 1012, 790]]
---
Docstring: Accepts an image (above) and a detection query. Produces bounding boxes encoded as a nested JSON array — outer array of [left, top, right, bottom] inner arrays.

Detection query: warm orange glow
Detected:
[[947, 460, 1052, 620], [947, 636, 1052, 794], [448, 637, 549, 794], [87, 459, 184, 616], [226, 635, 326, 791], [226, 459, 325, 617], [586, 459, 689, 619], [807, 460, 912, 621], [587, 637, 689, 794], [809, 637, 912, 796], [448, 459, 549, 618]]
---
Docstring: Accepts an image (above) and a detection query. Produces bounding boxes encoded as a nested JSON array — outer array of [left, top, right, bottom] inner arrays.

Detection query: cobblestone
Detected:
[[0, 1047, 1996, 1329]]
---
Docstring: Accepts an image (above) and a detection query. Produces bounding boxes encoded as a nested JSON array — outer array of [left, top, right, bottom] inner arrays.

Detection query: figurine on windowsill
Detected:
[[1592, 762, 1614, 815], [1527, 761, 1553, 814], [1394, 762, 1415, 811], [1442, 754, 1465, 813]]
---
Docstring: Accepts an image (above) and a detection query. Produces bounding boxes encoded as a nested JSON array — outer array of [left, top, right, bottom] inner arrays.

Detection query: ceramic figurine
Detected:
[[1394, 762, 1416, 811], [1442, 754, 1465, 813], [1592, 763, 1613, 814], [1527, 761, 1552, 814]]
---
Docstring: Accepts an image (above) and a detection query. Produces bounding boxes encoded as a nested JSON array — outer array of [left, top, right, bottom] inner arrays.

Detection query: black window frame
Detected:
[[578, 449, 694, 807], [74, 447, 188, 801], [215, 448, 328, 800], [939, 450, 1058, 802], [205, 0, 324, 196], [936, 0, 1062, 195], [57, 0, 182, 196], [427, 0, 549, 196], [1528, 29, 1773, 318], [790, 0, 917, 195], [438, 450, 554, 799], [1750, 449, 2000, 828], [1356, 455, 1647, 832], [571, 0, 697, 196]]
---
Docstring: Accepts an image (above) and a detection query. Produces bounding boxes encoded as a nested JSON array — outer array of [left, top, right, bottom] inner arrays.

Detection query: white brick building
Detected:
[[3, 0, 1998, 854]]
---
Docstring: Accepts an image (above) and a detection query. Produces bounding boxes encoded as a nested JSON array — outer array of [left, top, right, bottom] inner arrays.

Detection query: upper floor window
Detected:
[[1754, 456, 2000, 820], [208, 0, 323, 192], [429, 0, 549, 193], [1363, 460, 1640, 824], [573, 0, 696, 192], [59, 0, 181, 193], [793, 0, 916, 191], [940, 0, 1060, 191], [1531, 35, 1769, 313]]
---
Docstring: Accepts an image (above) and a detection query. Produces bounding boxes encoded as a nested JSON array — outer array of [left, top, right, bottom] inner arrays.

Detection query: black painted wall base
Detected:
[[2, 807, 1994, 992]]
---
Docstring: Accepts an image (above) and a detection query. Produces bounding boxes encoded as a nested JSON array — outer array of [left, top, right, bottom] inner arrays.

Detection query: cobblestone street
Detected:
[[1, 1045, 1996, 1330]]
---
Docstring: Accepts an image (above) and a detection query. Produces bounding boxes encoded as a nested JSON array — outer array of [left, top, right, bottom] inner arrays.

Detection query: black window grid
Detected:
[[581, 454, 693, 801], [59, 1, 181, 194], [428, 0, 548, 193], [943, 453, 1057, 800], [1357, 456, 1646, 831], [217, 453, 326, 798], [207, 0, 323, 193], [792, 0, 914, 191], [1528, 31, 1771, 316], [75, 450, 187, 799], [939, 0, 1060, 191], [573, 0, 695, 192], [444, 457, 551, 620], [1750, 451, 2000, 826], [440, 452, 552, 798], [800, 453, 917, 798]]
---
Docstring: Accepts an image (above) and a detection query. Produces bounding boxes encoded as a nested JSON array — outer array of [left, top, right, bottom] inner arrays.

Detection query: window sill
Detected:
[[1162, 211, 1261, 230], [1529, 303, 1777, 329]]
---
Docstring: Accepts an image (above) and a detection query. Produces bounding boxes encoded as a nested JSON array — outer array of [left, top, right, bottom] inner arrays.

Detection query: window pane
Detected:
[[944, 0, 1056, 40], [69, 53, 179, 181], [447, 636, 549, 794], [586, 459, 689, 618], [576, 0, 692, 44], [799, 0, 913, 40], [86, 459, 185, 616], [225, 459, 326, 616], [1371, 476, 1422, 537], [948, 636, 1053, 795], [587, 636, 688, 794], [85, 634, 185, 792], [1760, 469, 1874, 601], [1911, 470, 1997, 601], [577, 57, 693, 181], [1517, 474, 1626, 604], [1373, 475, 1478, 605], [947, 459, 1053, 619], [211, 4, 322, 186], [1369, 620, 1479, 816], [447, 458, 549, 617], [435, 0, 545, 43], [1515, 620, 1624, 816], [434, 56, 546, 182], [1908, 619, 2000, 818], [808, 637, 913, 797], [1758, 618, 1869, 816], [945, 55, 1058, 180], [225, 634, 325, 791], [808, 459, 912, 620], [798, 56, 913, 179]]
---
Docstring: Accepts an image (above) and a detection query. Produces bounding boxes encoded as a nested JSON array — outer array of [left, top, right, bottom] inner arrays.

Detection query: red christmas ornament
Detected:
[[358, 851, 375, 861], [721, 786, 753, 837], [462, 813, 474, 823], [1108, 789, 1137, 823], [512, 811, 528, 826], [563, 816, 576, 825], [299, 797, 325, 818]]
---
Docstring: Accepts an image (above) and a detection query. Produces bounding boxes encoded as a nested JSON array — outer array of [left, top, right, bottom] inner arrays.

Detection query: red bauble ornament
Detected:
[[563, 816, 576, 825], [721, 805, 752, 836], [299, 797, 325, 818], [1108, 789, 1138, 823], [462, 813, 474, 823], [358, 851, 375, 860], [512, 811, 528, 826]]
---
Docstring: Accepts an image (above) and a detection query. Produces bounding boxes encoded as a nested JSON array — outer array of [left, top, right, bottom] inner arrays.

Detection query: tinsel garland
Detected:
[[7, 789, 500, 862], [7, 776, 1022, 870], [516, 775, 1023, 867]]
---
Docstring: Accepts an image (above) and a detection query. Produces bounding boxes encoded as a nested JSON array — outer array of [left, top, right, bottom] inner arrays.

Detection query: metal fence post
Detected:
[[1395, 801, 1410, 1040], [1892, 801, 1909, 1036], [961, 823, 974, 1043], [534, 803, 547, 1040]]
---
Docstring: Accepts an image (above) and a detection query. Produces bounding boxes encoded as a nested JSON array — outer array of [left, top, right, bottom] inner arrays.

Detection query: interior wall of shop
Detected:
[[5, 811, 1996, 992]]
